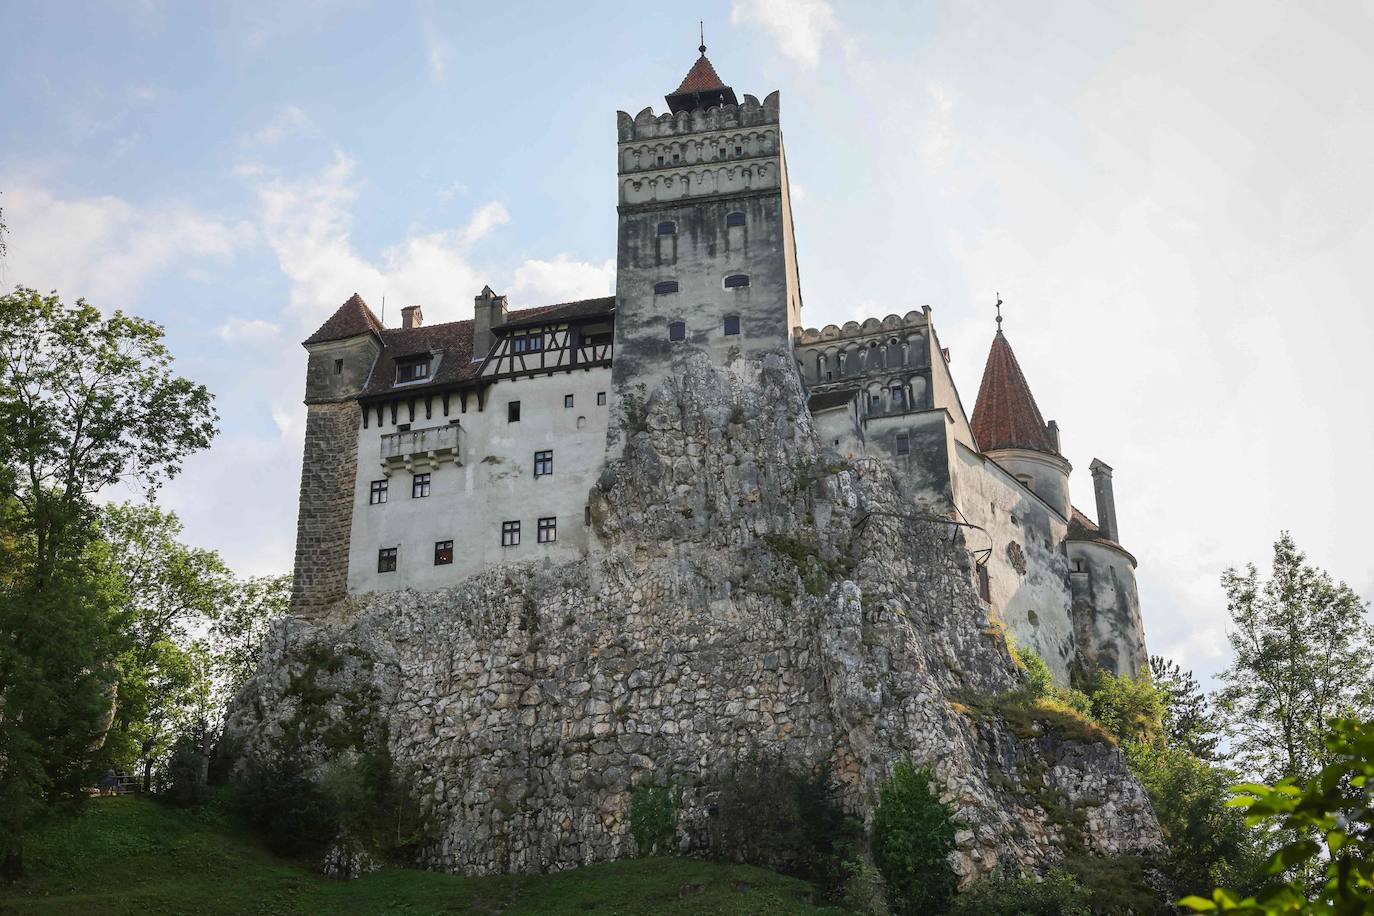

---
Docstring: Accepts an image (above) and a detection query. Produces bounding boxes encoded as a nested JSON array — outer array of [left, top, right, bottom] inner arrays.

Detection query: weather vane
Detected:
[[995, 292, 1003, 331], [699, 20, 706, 54]]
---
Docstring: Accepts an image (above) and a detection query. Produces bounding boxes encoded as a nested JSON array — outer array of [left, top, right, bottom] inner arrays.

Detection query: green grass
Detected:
[[1, 797, 839, 915]]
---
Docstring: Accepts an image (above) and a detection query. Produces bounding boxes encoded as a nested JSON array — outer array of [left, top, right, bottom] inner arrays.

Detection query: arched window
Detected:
[[668, 321, 686, 342], [653, 280, 679, 295], [722, 315, 740, 336], [723, 274, 750, 289], [657, 221, 676, 236], [726, 211, 746, 227], [816, 354, 827, 377]]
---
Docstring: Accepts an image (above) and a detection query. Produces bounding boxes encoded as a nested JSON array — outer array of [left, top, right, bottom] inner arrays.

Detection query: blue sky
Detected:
[[2, 0, 1371, 685]]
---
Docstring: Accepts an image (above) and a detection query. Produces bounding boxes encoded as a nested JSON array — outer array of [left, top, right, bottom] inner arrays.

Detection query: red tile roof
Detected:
[[674, 54, 727, 94], [303, 293, 384, 345], [970, 331, 1056, 454]]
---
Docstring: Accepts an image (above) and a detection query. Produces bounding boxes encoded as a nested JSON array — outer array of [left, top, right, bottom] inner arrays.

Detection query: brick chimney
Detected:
[[1089, 458, 1118, 542], [471, 285, 508, 360], [400, 305, 423, 329]]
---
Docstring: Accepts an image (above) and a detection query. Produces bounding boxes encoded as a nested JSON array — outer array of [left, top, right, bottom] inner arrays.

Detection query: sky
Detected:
[[1, 0, 1371, 686]]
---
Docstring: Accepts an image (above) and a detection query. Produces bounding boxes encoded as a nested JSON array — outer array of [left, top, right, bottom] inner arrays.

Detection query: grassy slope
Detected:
[[1, 797, 838, 915]]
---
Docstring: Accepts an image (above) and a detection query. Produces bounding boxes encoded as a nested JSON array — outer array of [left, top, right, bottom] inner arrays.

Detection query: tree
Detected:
[[1181, 717, 1374, 914], [1153, 655, 1220, 760], [0, 289, 216, 875], [210, 573, 290, 706], [1215, 534, 1374, 785], [872, 760, 958, 916]]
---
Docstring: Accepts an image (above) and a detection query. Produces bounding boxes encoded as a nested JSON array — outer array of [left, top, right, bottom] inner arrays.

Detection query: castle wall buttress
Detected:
[[290, 399, 362, 612]]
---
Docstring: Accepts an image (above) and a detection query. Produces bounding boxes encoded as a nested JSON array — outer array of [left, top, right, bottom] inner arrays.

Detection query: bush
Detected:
[[950, 868, 1092, 915], [1063, 854, 1173, 915], [1081, 669, 1165, 745], [158, 726, 210, 807], [872, 759, 958, 916], [708, 755, 861, 900], [629, 784, 678, 855]]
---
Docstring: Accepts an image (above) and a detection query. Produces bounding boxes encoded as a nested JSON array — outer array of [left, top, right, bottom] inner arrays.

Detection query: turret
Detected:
[[291, 293, 383, 612], [969, 318, 1071, 518]]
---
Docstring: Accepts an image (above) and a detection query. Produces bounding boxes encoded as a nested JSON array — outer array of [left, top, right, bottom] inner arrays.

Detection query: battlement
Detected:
[[616, 90, 779, 141], [795, 309, 930, 346]]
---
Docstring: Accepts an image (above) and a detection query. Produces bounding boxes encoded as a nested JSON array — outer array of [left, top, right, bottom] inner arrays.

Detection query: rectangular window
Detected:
[[596, 392, 607, 406], [369, 479, 388, 504], [513, 334, 544, 353], [434, 540, 453, 565], [722, 315, 741, 336], [508, 400, 520, 422], [396, 359, 430, 383], [378, 547, 397, 573], [501, 520, 521, 547], [412, 473, 431, 498], [537, 516, 557, 543], [895, 432, 911, 456], [534, 450, 553, 477], [334, 358, 344, 375], [891, 386, 905, 406], [564, 394, 574, 409], [584, 505, 591, 526]]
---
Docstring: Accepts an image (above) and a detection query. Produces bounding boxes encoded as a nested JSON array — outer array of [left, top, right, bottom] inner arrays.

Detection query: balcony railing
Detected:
[[380, 423, 458, 469]]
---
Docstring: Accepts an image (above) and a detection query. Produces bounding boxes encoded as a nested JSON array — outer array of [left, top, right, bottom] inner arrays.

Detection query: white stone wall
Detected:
[[346, 369, 613, 594]]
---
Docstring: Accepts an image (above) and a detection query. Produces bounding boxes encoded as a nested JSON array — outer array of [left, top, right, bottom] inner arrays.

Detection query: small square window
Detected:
[[369, 479, 388, 504], [654, 280, 680, 295], [537, 516, 557, 543], [723, 274, 750, 289], [669, 321, 686, 342], [334, 358, 344, 375], [870, 394, 881, 411], [501, 520, 521, 547], [597, 392, 607, 406], [657, 221, 676, 236], [722, 315, 740, 336], [891, 387, 905, 406], [564, 394, 574, 409], [412, 473, 431, 498], [725, 211, 746, 227], [534, 450, 553, 477], [734, 145, 742, 156], [378, 547, 398, 573], [508, 401, 521, 422], [434, 540, 453, 565]]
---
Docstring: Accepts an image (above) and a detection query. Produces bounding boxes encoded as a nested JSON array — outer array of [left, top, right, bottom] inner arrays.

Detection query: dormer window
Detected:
[[395, 357, 431, 383], [513, 333, 544, 354]]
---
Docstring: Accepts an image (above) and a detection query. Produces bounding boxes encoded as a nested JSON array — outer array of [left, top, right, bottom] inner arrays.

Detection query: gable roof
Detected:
[[303, 293, 384, 345], [970, 330, 1056, 454]]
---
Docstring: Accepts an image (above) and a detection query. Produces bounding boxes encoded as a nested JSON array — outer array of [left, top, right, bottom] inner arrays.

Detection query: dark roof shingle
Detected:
[[970, 331, 1056, 454], [303, 293, 384, 345]]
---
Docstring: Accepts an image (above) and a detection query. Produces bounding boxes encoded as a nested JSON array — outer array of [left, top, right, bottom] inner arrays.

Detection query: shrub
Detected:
[[840, 859, 891, 915], [1063, 854, 1173, 915], [950, 868, 1092, 915], [158, 727, 210, 807], [231, 756, 338, 856], [708, 755, 861, 900], [872, 759, 958, 916], [1011, 640, 1054, 700], [629, 784, 678, 855], [1081, 669, 1165, 745]]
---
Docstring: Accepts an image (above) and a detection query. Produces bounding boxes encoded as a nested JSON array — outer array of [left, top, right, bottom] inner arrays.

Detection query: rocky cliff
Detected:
[[223, 349, 1163, 880]]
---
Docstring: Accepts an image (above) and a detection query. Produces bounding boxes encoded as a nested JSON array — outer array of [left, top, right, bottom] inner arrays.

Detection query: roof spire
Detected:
[[995, 292, 1003, 333], [699, 19, 706, 54]]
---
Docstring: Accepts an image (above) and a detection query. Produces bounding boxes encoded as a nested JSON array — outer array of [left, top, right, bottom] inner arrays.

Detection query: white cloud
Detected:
[[731, 0, 838, 69], [0, 183, 253, 306], [245, 105, 310, 146], [218, 316, 280, 343], [510, 256, 616, 304], [462, 201, 509, 245]]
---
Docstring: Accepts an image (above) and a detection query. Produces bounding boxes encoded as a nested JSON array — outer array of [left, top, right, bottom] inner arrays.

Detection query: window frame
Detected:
[[722, 315, 741, 336], [895, 432, 911, 456], [723, 274, 751, 289], [508, 400, 521, 423], [537, 516, 557, 544], [501, 520, 521, 547], [412, 473, 431, 499], [434, 540, 454, 566], [369, 479, 388, 505], [726, 211, 746, 228], [534, 450, 553, 478], [596, 392, 607, 406], [378, 547, 398, 573], [564, 394, 574, 409], [668, 320, 687, 342], [395, 357, 431, 383], [653, 280, 680, 295], [656, 220, 677, 236]]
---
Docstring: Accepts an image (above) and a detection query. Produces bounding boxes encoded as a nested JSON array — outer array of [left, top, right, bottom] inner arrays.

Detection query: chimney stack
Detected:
[[1046, 419, 1061, 453], [471, 285, 509, 360], [1089, 458, 1118, 542], [401, 305, 424, 329]]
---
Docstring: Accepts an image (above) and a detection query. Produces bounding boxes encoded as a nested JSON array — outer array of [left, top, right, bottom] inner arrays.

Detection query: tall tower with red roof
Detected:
[[610, 43, 803, 404]]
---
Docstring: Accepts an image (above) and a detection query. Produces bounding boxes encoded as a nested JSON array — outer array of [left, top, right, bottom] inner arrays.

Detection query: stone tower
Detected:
[[291, 293, 383, 612], [611, 46, 803, 403]]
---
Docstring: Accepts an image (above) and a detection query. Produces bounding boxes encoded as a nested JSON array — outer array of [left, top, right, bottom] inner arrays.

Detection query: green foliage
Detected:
[[708, 756, 862, 901], [1181, 718, 1374, 914], [1080, 667, 1166, 746], [872, 759, 958, 916], [1152, 655, 1221, 760], [950, 868, 1092, 915], [2, 796, 840, 914], [1215, 533, 1374, 785], [1126, 739, 1266, 897], [629, 784, 679, 856], [1062, 854, 1174, 915], [1011, 640, 1054, 700], [838, 859, 890, 915]]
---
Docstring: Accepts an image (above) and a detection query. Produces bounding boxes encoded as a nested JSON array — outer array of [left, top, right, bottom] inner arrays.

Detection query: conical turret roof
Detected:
[[665, 47, 738, 114], [970, 330, 1057, 454], [303, 293, 384, 345]]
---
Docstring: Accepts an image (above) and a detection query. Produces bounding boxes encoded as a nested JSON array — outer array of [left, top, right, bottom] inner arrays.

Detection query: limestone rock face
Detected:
[[223, 350, 1163, 878]]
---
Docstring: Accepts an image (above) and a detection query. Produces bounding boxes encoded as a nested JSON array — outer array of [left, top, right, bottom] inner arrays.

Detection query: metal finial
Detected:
[[995, 292, 1003, 331], [699, 20, 706, 54]]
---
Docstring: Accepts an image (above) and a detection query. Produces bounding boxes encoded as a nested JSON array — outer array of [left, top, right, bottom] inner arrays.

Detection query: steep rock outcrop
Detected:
[[223, 350, 1163, 878]]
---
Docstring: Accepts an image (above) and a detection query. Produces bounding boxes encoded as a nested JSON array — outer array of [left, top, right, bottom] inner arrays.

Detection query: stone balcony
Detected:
[[380, 423, 459, 473]]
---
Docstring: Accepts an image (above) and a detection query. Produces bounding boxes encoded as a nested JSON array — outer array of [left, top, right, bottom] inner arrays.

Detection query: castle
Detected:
[[289, 47, 1148, 683]]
